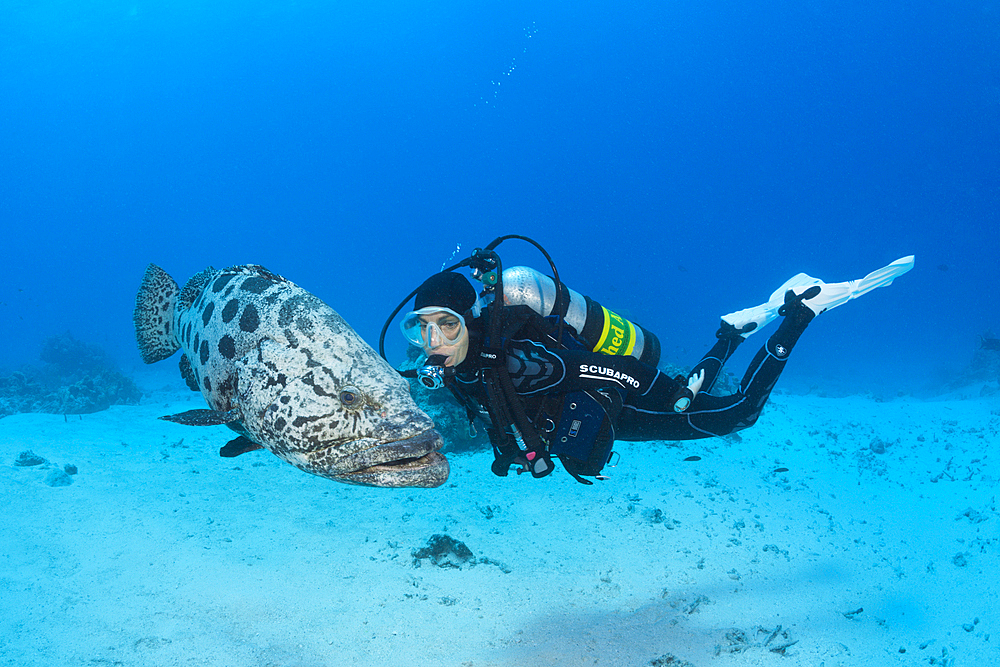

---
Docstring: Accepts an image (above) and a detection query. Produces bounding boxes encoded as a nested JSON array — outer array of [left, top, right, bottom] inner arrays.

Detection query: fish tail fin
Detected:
[[134, 263, 181, 364]]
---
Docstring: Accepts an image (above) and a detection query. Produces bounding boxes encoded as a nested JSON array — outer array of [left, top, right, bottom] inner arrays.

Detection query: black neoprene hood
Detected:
[[414, 272, 477, 313]]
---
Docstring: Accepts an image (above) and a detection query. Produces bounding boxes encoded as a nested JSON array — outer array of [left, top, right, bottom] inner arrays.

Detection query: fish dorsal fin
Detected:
[[220, 436, 265, 458], [133, 263, 180, 364], [159, 408, 240, 426], [178, 266, 217, 310], [223, 264, 288, 283]]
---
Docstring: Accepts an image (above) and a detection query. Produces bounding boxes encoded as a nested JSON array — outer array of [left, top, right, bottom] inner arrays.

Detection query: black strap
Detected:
[[446, 383, 487, 436], [494, 361, 554, 478], [473, 249, 558, 479], [477, 311, 555, 477]]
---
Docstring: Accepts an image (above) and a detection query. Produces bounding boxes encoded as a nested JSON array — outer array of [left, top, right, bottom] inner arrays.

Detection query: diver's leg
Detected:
[[617, 291, 818, 440], [732, 292, 815, 421], [733, 253, 916, 408], [688, 255, 916, 434], [644, 292, 816, 439], [618, 256, 915, 441], [688, 270, 828, 393], [720, 274, 822, 339], [684, 326, 742, 394], [690, 270, 831, 394]]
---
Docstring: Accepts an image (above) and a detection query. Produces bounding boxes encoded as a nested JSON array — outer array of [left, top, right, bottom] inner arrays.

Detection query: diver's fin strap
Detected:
[[778, 285, 821, 316]]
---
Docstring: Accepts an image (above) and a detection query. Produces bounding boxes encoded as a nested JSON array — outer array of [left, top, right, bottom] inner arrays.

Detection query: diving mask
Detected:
[[400, 307, 467, 350]]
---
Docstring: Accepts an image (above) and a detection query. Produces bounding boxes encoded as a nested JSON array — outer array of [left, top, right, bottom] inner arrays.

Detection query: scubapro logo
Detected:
[[579, 364, 641, 389], [775, 344, 788, 358]]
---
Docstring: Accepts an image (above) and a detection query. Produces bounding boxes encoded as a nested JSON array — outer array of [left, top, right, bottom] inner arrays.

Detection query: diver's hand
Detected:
[[687, 368, 705, 398], [672, 369, 705, 413]]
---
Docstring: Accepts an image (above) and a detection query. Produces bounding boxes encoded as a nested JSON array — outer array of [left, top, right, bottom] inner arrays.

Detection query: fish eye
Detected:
[[339, 387, 364, 409]]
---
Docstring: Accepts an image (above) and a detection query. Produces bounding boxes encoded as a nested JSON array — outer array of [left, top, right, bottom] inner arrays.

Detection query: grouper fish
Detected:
[[132, 263, 448, 488]]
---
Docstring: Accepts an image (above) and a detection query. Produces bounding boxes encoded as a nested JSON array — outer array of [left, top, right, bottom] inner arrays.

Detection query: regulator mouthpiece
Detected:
[[417, 354, 451, 390]]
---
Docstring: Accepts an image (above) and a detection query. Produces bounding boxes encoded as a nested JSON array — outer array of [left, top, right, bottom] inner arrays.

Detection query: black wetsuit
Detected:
[[450, 297, 815, 445]]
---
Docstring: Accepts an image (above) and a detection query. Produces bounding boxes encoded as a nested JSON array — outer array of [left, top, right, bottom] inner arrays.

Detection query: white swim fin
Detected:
[[721, 273, 822, 338], [721, 255, 915, 337], [796, 255, 915, 316]]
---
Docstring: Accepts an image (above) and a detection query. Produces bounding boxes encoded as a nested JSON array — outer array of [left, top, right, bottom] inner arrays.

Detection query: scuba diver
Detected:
[[380, 235, 914, 485]]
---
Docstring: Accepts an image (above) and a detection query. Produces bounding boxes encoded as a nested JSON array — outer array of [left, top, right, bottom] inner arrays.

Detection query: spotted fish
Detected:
[[981, 335, 1000, 352], [132, 264, 449, 488]]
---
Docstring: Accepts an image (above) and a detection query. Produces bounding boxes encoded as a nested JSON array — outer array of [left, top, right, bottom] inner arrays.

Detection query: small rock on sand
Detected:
[[45, 469, 74, 487], [15, 450, 47, 466]]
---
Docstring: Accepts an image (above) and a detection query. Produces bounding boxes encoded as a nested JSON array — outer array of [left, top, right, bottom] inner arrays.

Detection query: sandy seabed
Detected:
[[1, 386, 997, 667]]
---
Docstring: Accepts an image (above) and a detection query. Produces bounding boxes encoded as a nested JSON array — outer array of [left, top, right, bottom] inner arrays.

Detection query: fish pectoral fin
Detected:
[[159, 408, 241, 426], [219, 436, 265, 458]]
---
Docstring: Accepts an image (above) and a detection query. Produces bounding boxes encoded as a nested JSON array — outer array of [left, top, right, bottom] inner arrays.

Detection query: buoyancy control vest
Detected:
[[379, 235, 662, 485], [463, 286, 651, 483], [458, 307, 625, 484]]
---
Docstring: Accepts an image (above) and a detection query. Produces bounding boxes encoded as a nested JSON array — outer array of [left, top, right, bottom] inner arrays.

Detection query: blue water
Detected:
[[1, 0, 997, 395]]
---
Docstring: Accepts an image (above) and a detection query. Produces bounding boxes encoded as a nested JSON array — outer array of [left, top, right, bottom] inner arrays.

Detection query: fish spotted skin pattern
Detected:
[[133, 264, 448, 488]]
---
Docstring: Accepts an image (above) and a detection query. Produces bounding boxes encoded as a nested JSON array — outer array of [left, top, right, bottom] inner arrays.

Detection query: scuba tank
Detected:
[[500, 266, 661, 367]]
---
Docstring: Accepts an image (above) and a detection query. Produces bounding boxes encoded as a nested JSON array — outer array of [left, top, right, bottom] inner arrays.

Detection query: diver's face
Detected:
[[419, 311, 469, 367]]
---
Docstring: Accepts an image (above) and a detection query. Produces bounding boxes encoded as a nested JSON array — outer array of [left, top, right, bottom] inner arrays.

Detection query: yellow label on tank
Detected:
[[594, 306, 636, 356]]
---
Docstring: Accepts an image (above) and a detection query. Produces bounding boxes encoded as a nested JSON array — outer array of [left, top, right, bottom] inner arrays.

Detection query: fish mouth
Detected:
[[338, 429, 449, 488]]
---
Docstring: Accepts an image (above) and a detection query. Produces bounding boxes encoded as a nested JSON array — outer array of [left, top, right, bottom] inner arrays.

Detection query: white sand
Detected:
[[1, 386, 997, 666]]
